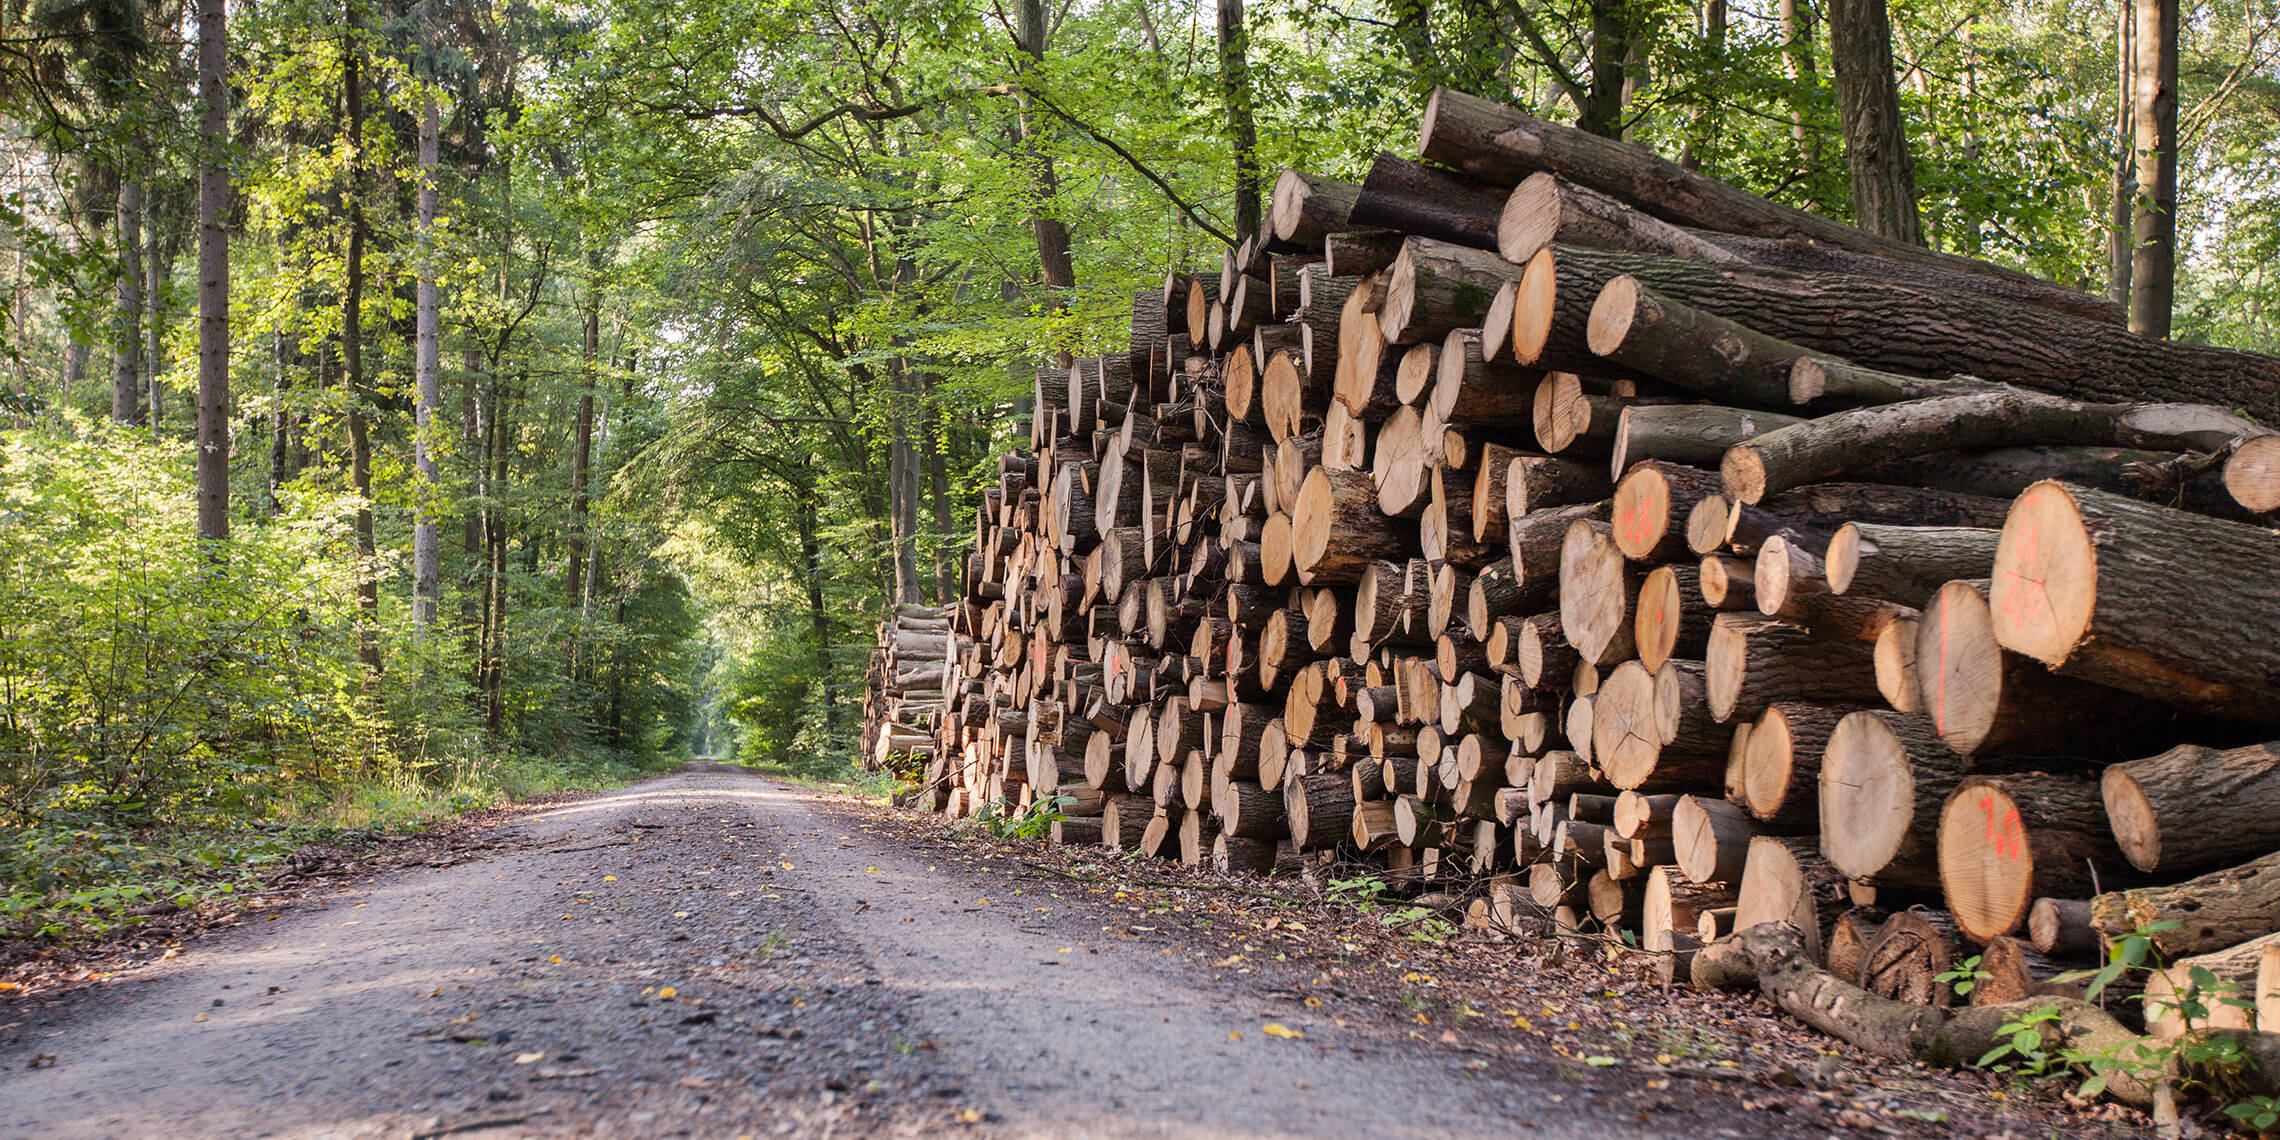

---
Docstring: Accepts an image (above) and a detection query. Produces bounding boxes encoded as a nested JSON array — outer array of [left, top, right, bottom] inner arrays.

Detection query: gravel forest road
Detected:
[[0, 766, 1828, 1139]]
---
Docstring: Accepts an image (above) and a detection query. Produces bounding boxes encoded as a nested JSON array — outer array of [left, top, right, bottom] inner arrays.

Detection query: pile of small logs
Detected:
[[868, 86, 2280, 1062], [860, 604, 951, 772]]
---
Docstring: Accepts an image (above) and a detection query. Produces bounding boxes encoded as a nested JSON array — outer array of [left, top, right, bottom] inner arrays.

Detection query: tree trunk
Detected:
[[195, 0, 229, 543], [1215, 0, 1261, 239], [112, 176, 144, 425], [1825, 0, 1924, 244], [1349, 153, 1505, 251], [1819, 709, 1965, 889], [412, 87, 442, 629], [342, 16, 379, 676], [1012, 0, 1077, 328], [2127, 0, 2178, 337], [566, 271, 598, 604]]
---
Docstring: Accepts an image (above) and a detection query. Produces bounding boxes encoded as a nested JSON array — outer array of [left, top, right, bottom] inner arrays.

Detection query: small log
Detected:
[[1611, 459, 1724, 563], [1614, 403, 1805, 477], [1825, 523, 2000, 600], [1860, 909, 1957, 1008], [1635, 564, 1710, 672], [2144, 931, 2280, 1039], [1740, 702, 1858, 832]]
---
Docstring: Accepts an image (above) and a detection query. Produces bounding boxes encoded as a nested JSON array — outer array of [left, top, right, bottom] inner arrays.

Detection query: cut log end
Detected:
[[1935, 778, 2037, 943], [2225, 434, 2280, 514], [1720, 446, 1768, 505], [1986, 481, 2095, 667], [1583, 273, 1640, 359]]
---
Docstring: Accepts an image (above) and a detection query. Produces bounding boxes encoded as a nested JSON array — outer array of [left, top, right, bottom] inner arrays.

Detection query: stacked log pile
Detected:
[[860, 605, 951, 773], [866, 86, 2280, 1058]]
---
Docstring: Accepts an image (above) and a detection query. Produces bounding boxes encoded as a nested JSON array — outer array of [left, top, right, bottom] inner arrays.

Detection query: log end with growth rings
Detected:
[[1936, 776, 2037, 942], [1818, 711, 1915, 880], [1496, 172, 1562, 264], [1987, 481, 2094, 668], [1583, 273, 1640, 359], [1510, 247, 1558, 365]]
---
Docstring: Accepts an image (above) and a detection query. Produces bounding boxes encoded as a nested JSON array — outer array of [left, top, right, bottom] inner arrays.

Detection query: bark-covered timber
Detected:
[[1818, 710, 1966, 890], [2087, 850, 2280, 960], [1512, 243, 2280, 424], [1825, 523, 1999, 600], [1380, 238, 1528, 346], [1721, 388, 2264, 504], [2102, 742, 2280, 875], [1348, 152, 1507, 251], [1613, 403, 1804, 477], [1498, 172, 2123, 324], [1912, 579, 2162, 759], [1705, 613, 1879, 723], [1991, 481, 2280, 720]]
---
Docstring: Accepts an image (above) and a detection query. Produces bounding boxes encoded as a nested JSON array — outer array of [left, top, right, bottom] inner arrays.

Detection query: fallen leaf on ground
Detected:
[[657, 986, 677, 999], [1262, 1023, 1303, 1040], [514, 1052, 545, 1064]]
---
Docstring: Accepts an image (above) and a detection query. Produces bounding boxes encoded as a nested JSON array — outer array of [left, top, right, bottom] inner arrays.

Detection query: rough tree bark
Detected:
[[1825, 0, 1924, 244], [195, 0, 229, 542], [2127, 0, 2178, 337], [412, 82, 442, 629]]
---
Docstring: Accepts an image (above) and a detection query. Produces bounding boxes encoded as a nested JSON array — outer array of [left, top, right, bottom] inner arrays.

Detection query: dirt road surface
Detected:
[[0, 767, 2043, 1138]]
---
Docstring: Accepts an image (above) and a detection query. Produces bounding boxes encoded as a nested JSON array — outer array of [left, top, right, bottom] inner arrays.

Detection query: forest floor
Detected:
[[0, 765, 2148, 1138]]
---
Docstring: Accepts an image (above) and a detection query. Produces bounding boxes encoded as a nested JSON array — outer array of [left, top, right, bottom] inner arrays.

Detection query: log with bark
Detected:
[[1990, 481, 2280, 720]]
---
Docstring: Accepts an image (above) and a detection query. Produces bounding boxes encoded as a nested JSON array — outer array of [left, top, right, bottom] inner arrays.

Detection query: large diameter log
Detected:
[[1990, 481, 2280, 720], [1293, 466, 1413, 581], [1912, 579, 2161, 759], [1720, 388, 2263, 504], [1507, 242, 2280, 424], [1937, 772, 2132, 943], [1736, 836, 1847, 963], [2102, 742, 2280, 875], [1611, 459, 1722, 562], [1825, 523, 1999, 600], [1557, 519, 1639, 666], [1705, 613, 1878, 723], [1423, 88, 2086, 298], [1819, 710, 1968, 890], [2087, 850, 2280, 960]]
